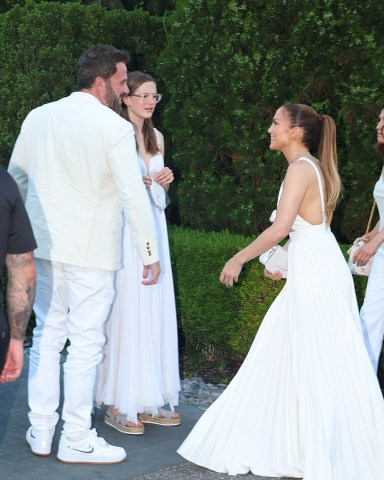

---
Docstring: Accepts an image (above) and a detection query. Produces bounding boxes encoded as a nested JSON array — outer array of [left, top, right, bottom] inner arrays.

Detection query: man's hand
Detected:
[[0, 339, 24, 383], [142, 261, 161, 285], [1, 252, 36, 382]]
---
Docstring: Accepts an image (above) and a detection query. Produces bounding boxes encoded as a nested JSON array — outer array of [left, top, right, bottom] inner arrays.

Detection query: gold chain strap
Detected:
[[362, 200, 377, 241]]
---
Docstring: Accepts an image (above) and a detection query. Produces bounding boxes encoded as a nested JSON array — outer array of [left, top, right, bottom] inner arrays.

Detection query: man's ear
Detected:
[[93, 76, 105, 90], [121, 94, 130, 107]]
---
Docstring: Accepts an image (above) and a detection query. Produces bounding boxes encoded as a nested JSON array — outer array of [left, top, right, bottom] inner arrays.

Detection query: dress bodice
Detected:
[[137, 128, 165, 176], [270, 156, 326, 231], [373, 175, 384, 229], [373, 175, 384, 252], [137, 128, 166, 209], [137, 151, 164, 176]]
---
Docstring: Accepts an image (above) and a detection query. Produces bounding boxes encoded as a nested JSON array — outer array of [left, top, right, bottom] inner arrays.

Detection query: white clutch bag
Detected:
[[346, 200, 376, 277], [347, 238, 372, 276], [259, 245, 288, 278]]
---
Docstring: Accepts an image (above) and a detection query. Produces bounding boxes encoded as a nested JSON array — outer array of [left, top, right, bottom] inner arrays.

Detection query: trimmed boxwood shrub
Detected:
[[168, 226, 255, 380], [0, 0, 166, 161], [158, 0, 384, 242]]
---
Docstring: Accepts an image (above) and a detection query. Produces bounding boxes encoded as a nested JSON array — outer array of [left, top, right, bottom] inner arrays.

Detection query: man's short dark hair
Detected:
[[76, 45, 130, 90]]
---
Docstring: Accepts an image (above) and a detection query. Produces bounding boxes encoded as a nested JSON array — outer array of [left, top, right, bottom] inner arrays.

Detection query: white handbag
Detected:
[[259, 245, 288, 278], [347, 200, 376, 277], [347, 238, 373, 276]]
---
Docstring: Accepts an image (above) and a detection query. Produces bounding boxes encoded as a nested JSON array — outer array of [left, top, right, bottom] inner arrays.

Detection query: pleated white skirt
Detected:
[[178, 225, 384, 479], [96, 206, 180, 423]]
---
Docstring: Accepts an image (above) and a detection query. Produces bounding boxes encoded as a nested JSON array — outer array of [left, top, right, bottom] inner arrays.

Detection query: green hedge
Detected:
[[1, 1, 384, 241], [168, 226, 368, 382], [0, 0, 166, 161], [158, 0, 384, 242]]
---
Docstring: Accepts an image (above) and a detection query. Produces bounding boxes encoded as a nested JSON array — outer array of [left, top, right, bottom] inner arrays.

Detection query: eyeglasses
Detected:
[[129, 93, 162, 103]]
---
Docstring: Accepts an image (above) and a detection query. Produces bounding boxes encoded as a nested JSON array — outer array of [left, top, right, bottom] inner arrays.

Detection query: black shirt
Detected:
[[0, 166, 37, 306]]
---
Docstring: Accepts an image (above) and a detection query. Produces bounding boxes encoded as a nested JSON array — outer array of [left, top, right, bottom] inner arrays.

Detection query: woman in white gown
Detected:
[[178, 104, 384, 478], [96, 72, 181, 434], [353, 107, 384, 372]]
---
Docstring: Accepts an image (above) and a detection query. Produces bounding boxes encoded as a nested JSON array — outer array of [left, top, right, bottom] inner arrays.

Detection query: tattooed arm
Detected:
[[0, 252, 36, 383]]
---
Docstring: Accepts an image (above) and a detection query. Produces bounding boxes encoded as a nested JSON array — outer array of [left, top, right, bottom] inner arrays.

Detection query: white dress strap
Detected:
[[297, 156, 326, 221], [153, 128, 161, 146]]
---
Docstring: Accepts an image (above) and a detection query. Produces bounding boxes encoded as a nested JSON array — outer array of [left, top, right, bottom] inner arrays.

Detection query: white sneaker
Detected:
[[26, 426, 55, 456], [57, 428, 126, 464]]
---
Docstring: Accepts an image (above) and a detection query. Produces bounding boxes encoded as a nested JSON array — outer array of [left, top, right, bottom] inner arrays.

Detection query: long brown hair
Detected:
[[374, 106, 384, 159], [121, 71, 159, 156], [283, 103, 341, 223]]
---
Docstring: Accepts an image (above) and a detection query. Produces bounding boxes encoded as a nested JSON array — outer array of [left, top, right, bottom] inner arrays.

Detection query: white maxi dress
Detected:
[[96, 144, 180, 423], [178, 157, 384, 479], [359, 175, 384, 371]]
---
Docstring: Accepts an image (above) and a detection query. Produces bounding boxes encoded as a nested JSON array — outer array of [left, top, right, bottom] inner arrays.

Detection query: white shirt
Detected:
[[8, 92, 158, 270]]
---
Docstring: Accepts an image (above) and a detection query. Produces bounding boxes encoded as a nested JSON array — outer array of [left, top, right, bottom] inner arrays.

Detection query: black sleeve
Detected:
[[0, 168, 37, 258], [7, 193, 37, 254]]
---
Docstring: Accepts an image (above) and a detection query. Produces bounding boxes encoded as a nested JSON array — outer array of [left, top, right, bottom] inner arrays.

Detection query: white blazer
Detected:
[[8, 92, 158, 270]]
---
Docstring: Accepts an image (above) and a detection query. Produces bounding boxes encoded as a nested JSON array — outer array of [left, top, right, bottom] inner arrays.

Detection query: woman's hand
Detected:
[[220, 256, 243, 288], [353, 239, 379, 266], [155, 167, 174, 187], [143, 175, 152, 189], [264, 268, 283, 281]]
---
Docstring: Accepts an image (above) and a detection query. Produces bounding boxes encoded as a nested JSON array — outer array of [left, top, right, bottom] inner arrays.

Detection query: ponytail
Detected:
[[318, 115, 342, 223], [284, 104, 342, 223]]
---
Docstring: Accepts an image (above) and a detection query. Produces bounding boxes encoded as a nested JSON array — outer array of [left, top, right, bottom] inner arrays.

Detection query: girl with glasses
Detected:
[[96, 71, 181, 434]]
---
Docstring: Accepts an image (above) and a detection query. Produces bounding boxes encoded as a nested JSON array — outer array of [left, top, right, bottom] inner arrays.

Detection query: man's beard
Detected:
[[105, 81, 122, 114]]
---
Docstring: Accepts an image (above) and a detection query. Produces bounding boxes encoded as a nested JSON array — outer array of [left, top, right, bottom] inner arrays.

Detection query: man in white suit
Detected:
[[8, 45, 160, 464]]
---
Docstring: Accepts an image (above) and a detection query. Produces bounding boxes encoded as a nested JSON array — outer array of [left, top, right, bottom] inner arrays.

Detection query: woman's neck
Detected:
[[128, 110, 144, 133], [283, 145, 310, 165]]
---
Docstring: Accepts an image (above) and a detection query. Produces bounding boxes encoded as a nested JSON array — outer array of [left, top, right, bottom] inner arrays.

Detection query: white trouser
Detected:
[[28, 259, 114, 442], [360, 248, 384, 372]]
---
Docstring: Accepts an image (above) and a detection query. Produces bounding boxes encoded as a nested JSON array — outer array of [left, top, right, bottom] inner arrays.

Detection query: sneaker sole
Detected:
[[27, 445, 51, 456], [57, 455, 126, 465], [26, 432, 52, 456]]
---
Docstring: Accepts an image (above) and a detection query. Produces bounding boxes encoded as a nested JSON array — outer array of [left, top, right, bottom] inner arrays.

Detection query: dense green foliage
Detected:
[[0, 0, 175, 15], [168, 226, 367, 381], [169, 226, 258, 379], [0, 1, 166, 161], [158, 0, 384, 242], [1, 0, 383, 240]]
